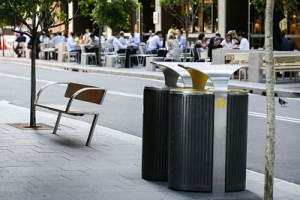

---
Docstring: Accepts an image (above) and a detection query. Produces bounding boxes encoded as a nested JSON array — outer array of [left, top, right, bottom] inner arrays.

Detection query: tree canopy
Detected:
[[1, 0, 74, 37], [79, 0, 139, 31], [0, 0, 79, 127], [0, 2, 16, 26]]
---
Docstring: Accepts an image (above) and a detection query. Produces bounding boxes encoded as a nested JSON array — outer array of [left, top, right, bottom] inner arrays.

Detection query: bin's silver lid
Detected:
[[151, 62, 193, 88], [179, 62, 242, 92]]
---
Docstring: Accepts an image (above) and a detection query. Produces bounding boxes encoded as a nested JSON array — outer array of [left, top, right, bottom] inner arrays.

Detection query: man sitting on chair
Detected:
[[67, 32, 81, 64]]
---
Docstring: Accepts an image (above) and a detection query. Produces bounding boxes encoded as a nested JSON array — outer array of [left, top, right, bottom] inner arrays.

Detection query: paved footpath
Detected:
[[0, 100, 300, 200]]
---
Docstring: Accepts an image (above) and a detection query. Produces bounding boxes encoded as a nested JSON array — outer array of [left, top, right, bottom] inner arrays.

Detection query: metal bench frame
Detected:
[[35, 82, 107, 146]]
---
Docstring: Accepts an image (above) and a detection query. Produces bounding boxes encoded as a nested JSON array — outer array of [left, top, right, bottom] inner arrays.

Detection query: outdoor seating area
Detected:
[[4, 31, 300, 84]]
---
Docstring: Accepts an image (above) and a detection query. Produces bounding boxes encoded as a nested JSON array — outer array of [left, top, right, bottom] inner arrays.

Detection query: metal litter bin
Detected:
[[168, 89, 248, 192], [168, 89, 214, 191], [142, 62, 193, 181], [225, 91, 248, 192], [142, 86, 170, 181]]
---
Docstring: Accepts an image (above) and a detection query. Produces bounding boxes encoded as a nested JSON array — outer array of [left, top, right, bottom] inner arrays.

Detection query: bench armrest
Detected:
[[65, 87, 106, 112], [35, 82, 70, 104]]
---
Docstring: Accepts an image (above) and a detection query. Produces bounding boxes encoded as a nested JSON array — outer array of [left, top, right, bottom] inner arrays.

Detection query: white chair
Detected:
[[63, 44, 78, 63], [196, 48, 209, 62], [129, 45, 150, 67], [40, 42, 56, 60], [100, 47, 109, 66], [80, 45, 97, 65]]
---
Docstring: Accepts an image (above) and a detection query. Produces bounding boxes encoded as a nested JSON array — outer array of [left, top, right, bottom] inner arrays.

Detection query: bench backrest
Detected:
[[274, 55, 300, 63], [65, 83, 106, 105]]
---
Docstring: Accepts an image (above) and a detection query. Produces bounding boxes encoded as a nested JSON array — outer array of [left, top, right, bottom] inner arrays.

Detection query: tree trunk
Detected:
[[264, 0, 275, 199], [30, 36, 37, 128]]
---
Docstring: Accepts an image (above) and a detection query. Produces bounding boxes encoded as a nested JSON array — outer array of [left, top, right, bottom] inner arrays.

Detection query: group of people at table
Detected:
[[164, 24, 250, 62], [14, 27, 250, 65]]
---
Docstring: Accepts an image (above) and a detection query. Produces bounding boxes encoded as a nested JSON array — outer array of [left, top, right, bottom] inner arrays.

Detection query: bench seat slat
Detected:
[[35, 103, 99, 115]]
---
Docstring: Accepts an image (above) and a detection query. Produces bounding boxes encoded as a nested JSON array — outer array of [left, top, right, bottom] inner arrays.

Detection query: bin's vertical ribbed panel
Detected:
[[225, 93, 248, 192], [168, 92, 214, 192], [142, 87, 170, 181]]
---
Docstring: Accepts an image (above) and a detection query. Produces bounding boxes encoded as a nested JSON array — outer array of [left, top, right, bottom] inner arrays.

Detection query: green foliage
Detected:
[[79, 0, 139, 30], [251, 0, 266, 14], [159, 0, 214, 28], [251, 0, 300, 16], [1, 0, 74, 37], [0, 2, 16, 26]]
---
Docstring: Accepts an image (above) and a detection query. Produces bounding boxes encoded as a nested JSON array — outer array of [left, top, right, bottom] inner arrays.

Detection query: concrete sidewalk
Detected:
[[1, 54, 300, 98], [0, 100, 300, 200]]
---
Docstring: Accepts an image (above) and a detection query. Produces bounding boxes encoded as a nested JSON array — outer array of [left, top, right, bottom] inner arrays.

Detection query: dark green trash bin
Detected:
[[168, 90, 248, 192], [168, 89, 215, 191], [142, 86, 170, 181], [225, 91, 248, 192]]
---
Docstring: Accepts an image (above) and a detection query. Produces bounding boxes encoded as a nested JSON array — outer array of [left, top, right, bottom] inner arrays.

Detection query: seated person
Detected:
[[113, 32, 127, 54], [67, 32, 81, 64], [27, 37, 41, 59], [280, 31, 294, 51], [166, 34, 180, 59], [119, 31, 128, 46], [221, 34, 235, 49], [88, 33, 99, 46], [106, 32, 117, 51], [193, 33, 207, 61], [147, 31, 164, 54], [128, 31, 140, 46], [14, 33, 27, 57], [177, 30, 187, 49], [208, 37, 222, 62]]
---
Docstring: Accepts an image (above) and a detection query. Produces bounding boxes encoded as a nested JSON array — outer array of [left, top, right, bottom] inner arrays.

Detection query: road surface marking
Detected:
[[249, 111, 300, 124], [1, 72, 299, 123]]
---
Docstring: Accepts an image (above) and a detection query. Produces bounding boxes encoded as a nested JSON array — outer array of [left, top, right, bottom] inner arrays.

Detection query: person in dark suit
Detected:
[[280, 30, 294, 51], [208, 37, 222, 62], [14, 33, 27, 57]]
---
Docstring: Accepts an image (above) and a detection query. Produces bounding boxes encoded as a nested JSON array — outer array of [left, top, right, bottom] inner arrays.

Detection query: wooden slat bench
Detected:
[[225, 52, 249, 80], [262, 55, 300, 82], [35, 82, 107, 146]]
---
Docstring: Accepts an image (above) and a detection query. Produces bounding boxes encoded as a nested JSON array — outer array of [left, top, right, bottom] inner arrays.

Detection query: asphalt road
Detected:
[[0, 61, 299, 185]]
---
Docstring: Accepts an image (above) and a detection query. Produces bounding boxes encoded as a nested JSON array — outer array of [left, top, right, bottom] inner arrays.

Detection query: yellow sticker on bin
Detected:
[[216, 97, 226, 108]]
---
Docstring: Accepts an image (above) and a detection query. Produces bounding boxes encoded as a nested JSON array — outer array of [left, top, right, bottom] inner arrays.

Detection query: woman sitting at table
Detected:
[[166, 34, 180, 61], [193, 33, 207, 61], [221, 34, 235, 49]]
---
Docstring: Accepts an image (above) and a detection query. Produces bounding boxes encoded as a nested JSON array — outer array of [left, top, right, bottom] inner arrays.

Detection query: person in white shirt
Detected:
[[88, 33, 99, 46], [106, 32, 117, 51], [128, 31, 140, 46], [83, 28, 91, 42], [147, 31, 164, 54], [177, 30, 187, 49], [119, 31, 128, 46], [146, 30, 154, 45], [51, 33, 60, 46], [67, 32, 81, 64], [237, 32, 250, 50], [41, 34, 51, 44], [113, 32, 127, 54], [220, 34, 235, 49]]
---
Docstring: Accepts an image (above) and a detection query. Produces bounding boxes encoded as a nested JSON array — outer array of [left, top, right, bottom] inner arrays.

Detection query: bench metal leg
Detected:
[[86, 114, 99, 146], [53, 112, 62, 134]]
